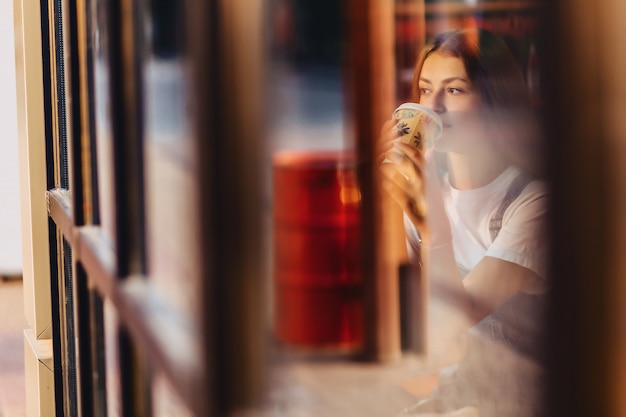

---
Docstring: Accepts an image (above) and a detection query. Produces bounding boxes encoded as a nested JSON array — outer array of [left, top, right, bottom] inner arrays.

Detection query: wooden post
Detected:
[[345, 0, 408, 362]]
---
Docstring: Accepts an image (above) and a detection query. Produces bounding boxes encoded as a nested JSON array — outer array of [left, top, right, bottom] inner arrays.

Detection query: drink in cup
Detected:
[[390, 102, 442, 156]]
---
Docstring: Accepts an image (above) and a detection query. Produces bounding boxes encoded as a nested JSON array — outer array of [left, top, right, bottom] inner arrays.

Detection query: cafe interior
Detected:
[[10, 0, 626, 415]]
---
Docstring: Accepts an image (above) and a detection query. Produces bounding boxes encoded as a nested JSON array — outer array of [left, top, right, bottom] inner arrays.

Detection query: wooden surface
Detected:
[[262, 330, 544, 417], [264, 354, 439, 417]]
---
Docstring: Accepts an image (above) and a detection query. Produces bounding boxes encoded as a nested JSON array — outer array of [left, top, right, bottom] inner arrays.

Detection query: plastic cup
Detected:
[[392, 102, 442, 151]]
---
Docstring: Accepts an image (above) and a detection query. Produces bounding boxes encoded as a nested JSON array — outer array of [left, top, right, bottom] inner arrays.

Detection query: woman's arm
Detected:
[[421, 224, 542, 369], [427, 243, 542, 321], [463, 256, 543, 323]]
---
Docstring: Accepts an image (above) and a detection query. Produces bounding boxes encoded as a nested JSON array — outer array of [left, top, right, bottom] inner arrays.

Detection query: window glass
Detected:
[[264, 1, 549, 417], [266, 0, 365, 355], [91, 0, 116, 245], [140, 0, 202, 353], [396, 2, 549, 417], [267, 0, 346, 153]]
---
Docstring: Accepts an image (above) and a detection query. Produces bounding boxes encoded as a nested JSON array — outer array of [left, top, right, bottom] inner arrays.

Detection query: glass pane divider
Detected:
[[48, 188, 202, 413], [77, 227, 204, 411]]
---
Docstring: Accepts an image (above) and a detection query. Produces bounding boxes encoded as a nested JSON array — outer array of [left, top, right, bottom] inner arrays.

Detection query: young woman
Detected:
[[381, 28, 549, 416]]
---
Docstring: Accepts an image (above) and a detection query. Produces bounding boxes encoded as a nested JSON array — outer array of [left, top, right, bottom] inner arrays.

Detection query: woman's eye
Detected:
[[419, 87, 431, 95], [447, 87, 463, 94]]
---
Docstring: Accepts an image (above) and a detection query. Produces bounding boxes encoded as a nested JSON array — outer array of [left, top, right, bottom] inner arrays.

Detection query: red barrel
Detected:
[[273, 150, 363, 349]]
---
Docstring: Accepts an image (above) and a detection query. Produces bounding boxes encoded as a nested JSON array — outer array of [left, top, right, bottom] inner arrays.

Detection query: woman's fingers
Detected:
[[388, 145, 425, 182], [377, 118, 401, 155], [380, 118, 399, 138], [380, 158, 428, 227], [392, 141, 425, 166], [379, 140, 432, 231]]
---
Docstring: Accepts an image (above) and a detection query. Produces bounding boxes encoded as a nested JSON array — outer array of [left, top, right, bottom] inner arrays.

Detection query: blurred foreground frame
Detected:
[[186, 0, 267, 414], [543, 0, 626, 416]]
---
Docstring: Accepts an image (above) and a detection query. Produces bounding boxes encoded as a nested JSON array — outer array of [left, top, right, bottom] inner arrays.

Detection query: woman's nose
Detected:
[[421, 90, 445, 114]]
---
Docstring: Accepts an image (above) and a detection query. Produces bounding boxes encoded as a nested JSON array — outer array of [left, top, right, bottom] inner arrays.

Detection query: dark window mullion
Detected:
[[47, 219, 65, 417], [64, 0, 101, 415], [67, 0, 85, 226], [107, 0, 150, 414], [75, 261, 109, 417], [85, 0, 101, 226], [54, 0, 70, 190], [40, 0, 56, 191], [61, 238, 79, 416], [75, 262, 94, 415], [108, 0, 146, 278], [119, 327, 152, 417], [89, 287, 108, 416]]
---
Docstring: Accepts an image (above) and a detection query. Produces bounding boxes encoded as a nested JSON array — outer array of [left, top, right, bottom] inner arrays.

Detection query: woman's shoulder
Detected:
[[511, 166, 549, 198], [523, 176, 548, 197], [500, 167, 549, 217], [507, 174, 548, 217]]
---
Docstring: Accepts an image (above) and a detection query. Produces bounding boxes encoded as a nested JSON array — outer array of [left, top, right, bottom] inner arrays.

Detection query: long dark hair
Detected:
[[412, 28, 544, 176]]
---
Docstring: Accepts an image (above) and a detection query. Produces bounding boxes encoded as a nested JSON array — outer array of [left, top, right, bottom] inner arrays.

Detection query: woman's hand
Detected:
[[380, 139, 429, 231], [378, 122, 451, 245]]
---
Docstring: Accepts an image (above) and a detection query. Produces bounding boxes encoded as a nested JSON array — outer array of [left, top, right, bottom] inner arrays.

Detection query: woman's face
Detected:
[[418, 51, 488, 153]]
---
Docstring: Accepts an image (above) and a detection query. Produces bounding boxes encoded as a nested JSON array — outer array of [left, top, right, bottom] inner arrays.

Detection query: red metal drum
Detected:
[[273, 150, 363, 349]]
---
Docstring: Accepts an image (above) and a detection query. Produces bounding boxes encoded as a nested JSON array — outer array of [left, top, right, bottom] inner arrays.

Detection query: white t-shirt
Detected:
[[405, 165, 549, 413], [405, 165, 549, 289]]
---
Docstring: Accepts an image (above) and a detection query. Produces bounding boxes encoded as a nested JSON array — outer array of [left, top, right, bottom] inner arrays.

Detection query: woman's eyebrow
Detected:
[[419, 76, 470, 84]]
